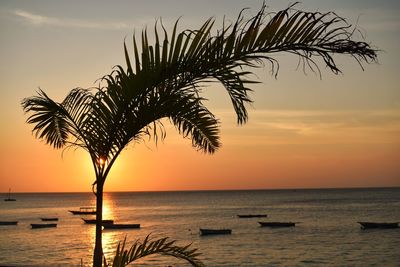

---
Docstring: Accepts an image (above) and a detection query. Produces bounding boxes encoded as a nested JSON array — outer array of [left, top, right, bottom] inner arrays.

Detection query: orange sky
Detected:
[[0, 0, 399, 192], [1, 109, 399, 192]]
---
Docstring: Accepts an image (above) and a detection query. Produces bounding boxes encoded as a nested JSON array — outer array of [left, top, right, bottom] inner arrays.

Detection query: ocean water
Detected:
[[0, 188, 399, 266]]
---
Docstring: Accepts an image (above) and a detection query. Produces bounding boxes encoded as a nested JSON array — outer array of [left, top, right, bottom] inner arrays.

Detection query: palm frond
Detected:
[[21, 89, 70, 149], [61, 88, 93, 126], [22, 88, 96, 151], [215, 3, 377, 74], [109, 235, 205, 267], [122, 3, 377, 125], [100, 69, 220, 155], [164, 92, 220, 154]]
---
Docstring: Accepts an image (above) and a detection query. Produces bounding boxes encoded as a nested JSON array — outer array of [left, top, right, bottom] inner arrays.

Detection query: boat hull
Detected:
[[103, 224, 140, 229], [0, 221, 18, 225], [69, 210, 96, 215], [41, 218, 59, 221], [259, 222, 296, 227], [200, 229, 232, 236], [358, 222, 399, 229], [31, 223, 57, 229], [82, 219, 114, 224]]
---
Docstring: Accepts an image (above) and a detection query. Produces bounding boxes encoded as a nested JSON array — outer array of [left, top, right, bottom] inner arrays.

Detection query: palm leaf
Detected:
[[21, 89, 71, 149], [120, 3, 376, 127], [109, 235, 205, 267], [101, 69, 220, 154]]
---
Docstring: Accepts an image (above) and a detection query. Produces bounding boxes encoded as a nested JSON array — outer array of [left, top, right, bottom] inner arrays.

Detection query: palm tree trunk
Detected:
[[93, 183, 103, 267]]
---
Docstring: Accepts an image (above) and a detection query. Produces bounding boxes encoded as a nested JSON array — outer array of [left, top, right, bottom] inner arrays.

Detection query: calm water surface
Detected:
[[0, 188, 399, 266]]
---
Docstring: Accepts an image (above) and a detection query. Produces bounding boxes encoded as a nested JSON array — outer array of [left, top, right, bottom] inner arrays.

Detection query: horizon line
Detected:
[[4, 185, 400, 194]]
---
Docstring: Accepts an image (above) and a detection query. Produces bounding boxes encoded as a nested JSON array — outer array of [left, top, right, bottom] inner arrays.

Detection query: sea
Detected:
[[0, 188, 399, 267]]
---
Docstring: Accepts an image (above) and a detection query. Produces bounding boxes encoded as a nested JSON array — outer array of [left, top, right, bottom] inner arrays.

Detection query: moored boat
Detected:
[[237, 214, 267, 218], [0, 221, 18, 225], [4, 188, 16, 201], [31, 223, 57, 229], [358, 222, 399, 229], [82, 218, 114, 224], [41, 218, 59, 221], [69, 207, 96, 215], [103, 223, 140, 229], [200, 228, 232, 236], [259, 222, 296, 227]]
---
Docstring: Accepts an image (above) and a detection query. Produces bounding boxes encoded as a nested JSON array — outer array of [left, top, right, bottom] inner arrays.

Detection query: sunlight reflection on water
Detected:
[[102, 195, 119, 262]]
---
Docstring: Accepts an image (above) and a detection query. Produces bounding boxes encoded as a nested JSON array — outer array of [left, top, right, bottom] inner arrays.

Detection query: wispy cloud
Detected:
[[14, 9, 130, 30], [210, 109, 400, 145]]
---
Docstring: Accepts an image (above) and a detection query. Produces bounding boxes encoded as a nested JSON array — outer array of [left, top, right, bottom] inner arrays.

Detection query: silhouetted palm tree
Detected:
[[22, 4, 377, 266]]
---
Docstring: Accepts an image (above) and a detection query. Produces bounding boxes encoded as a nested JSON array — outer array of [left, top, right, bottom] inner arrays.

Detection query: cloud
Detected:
[[212, 109, 400, 145], [14, 9, 130, 30]]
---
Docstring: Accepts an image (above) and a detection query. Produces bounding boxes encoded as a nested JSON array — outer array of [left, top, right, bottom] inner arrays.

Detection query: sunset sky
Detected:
[[0, 0, 399, 192]]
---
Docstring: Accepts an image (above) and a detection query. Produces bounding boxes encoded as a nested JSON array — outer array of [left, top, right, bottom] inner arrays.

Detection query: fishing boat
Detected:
[[0, 221, 18, 225], [103, 223, 140, 229], [237, 214, 267, 218], [69, 207, 96, 215], [258, 222, 297, 227], [358, 222, 399, 229], [199, 228, 232, 236], [4, 188, 16, 201], [82, 218, 114, 224], [40, 218, 59, 221], [31, 223, 57, 229]]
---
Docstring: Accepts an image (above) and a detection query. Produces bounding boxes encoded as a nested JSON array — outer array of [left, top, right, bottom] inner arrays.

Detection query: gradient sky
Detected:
[[0, 0, 399, 192]]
